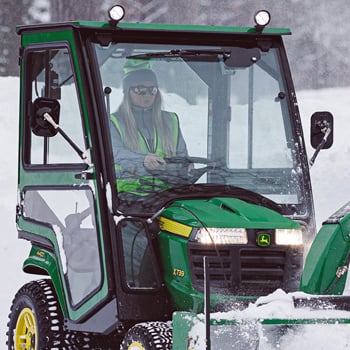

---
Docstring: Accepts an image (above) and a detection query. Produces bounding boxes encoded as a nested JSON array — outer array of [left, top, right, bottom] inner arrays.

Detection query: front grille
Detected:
[[188, 240, 302, 296]]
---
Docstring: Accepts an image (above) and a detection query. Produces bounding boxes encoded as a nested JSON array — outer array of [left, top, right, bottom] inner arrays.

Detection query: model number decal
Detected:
[[36, 250, 45, 258], [173, 268, 185, 278]]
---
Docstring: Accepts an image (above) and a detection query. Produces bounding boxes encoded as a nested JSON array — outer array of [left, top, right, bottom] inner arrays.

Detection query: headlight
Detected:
[[192, 228, 248, 245], [275, 229, 303, 245]]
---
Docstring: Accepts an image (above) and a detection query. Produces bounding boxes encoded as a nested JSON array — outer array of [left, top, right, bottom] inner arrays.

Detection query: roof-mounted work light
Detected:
[[254, 10, 271, 32], [108, 4, 125, 26]]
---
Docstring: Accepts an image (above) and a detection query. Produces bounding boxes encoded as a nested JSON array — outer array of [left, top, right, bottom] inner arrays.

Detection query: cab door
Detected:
[[17, 39, 111, 325]]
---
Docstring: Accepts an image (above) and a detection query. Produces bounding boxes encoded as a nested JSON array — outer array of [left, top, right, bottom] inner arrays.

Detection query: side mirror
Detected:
[[310, 111, 333, 149], [31, 97, 60, 137], [309, 111, 333, 167]]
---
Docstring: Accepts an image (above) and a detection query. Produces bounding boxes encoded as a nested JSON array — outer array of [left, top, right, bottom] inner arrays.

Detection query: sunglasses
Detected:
[[130, 85, 158, 96]]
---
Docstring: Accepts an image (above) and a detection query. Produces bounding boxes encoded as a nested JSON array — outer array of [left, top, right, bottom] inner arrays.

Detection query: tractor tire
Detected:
[[7, 279, 68, 350], [120, 322, 172, 350], [6, 279, 119, 350]]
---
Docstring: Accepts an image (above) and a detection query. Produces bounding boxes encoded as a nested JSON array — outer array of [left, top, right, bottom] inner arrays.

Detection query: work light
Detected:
[[254, 10, 271, 32], [108, 5, 125, 26]]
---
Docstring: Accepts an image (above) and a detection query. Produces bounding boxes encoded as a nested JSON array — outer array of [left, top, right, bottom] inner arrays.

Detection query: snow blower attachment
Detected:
[[301, 202, 350, 295], [7, 4, 343, 349]]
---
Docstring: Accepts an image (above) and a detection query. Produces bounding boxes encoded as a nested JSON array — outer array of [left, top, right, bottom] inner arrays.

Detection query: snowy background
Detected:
[[1, 75, 350, 348]]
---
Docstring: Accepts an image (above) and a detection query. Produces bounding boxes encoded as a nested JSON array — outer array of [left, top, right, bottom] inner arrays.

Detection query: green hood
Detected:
[[162, 197, 299, 230]]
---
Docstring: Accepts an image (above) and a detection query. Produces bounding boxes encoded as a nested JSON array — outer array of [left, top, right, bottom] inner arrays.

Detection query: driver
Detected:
[[110, 58, 189, 196]]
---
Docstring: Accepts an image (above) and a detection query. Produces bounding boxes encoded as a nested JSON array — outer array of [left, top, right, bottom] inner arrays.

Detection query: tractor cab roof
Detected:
[[16, 20, 291, 36]]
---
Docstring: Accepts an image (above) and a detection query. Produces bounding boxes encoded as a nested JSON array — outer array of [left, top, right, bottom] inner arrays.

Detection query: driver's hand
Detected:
[[144, 153, 165, 170]]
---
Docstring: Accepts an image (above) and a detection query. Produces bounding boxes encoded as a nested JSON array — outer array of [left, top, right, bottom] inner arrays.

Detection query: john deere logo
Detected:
[[257, 233, 271, 247]]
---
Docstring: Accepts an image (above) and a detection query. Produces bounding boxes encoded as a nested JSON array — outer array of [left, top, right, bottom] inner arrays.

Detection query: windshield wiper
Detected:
[[127, 47, 261, 67], [127, 49, 230, 62]]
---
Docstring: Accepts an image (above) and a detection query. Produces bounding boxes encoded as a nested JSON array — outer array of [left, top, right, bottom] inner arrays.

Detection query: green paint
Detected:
[[301, 207, 350, 295], [163, 197, 299, 229]]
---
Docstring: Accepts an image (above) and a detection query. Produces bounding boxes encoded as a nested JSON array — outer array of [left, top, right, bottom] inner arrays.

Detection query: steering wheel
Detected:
[[149, 156, 215, 185]]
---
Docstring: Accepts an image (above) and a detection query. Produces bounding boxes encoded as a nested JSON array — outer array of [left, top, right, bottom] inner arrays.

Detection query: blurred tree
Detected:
[[1, 0, 350, 90], [0, 1, 25, 76], [50, 0, 104, 21], [0, 0, 49, 76]]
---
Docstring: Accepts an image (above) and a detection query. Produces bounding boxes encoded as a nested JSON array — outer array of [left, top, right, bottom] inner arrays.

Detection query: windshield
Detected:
[[93, 42, 304, 212]]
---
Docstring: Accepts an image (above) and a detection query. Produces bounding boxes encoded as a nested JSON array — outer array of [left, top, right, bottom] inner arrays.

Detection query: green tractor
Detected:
[[6, 5, 337, 349]]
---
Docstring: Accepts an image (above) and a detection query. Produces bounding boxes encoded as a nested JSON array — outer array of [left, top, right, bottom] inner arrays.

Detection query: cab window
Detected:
[[24, 45, 86, 165]]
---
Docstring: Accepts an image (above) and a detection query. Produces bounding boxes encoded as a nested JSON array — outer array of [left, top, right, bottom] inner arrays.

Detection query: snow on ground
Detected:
[[0, 77, 34, 348], [1, 76, 350, 348]]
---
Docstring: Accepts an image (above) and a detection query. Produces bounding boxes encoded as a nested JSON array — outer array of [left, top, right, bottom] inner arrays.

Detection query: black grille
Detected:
[[188, 241, 302, 296]]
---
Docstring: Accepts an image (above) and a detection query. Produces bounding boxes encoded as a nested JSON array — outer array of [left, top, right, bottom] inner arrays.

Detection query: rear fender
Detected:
[[23, 245, 67, 317]]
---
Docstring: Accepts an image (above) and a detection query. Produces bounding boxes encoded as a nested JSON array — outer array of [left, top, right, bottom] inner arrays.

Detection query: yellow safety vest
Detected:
[[110, 112, 179, 195]]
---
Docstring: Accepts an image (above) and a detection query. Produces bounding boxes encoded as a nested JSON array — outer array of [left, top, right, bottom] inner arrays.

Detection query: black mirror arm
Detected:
[[309, 126, 332, 167], [43, 112, 89, 163]]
